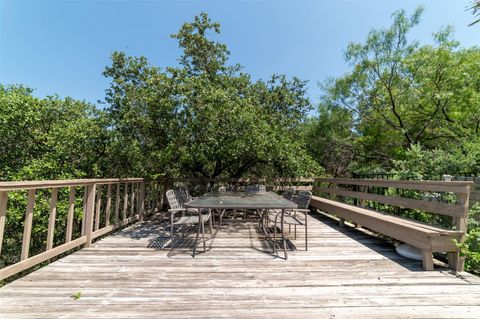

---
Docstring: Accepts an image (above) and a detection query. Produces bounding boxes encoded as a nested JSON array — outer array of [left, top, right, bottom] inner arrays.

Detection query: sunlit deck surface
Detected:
[[1, 212, 480, 319]]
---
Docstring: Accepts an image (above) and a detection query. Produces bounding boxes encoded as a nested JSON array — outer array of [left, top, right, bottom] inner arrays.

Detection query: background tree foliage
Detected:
[[0, 85, 108, 181], [307, 7, 480, 177], [469, 0, 480, 25], [103, 13, 321, 179], [304, 7, 480, 274], [1, 10, 479, 275]]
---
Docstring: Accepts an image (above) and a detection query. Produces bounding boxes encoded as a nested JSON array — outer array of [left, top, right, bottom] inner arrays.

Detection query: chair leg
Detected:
[[209, 212, 213, 234], [170, 223, 175, 249], [305, 212, 308, 251], [193, 220, 202, 258], [201, 217, 206, 253], [170, 212, 175, 250], [273, 216, 277, 254], [281, 210, 288, 260]]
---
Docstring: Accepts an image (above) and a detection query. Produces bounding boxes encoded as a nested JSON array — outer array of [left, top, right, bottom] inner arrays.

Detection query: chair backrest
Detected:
[[179, 187, 192, 202], [218, 186, 226, 192], [246, 184, 265, 193], [284, 188, 295, 201], [166, 189, 182, 209], [297, 191, 312, 209]]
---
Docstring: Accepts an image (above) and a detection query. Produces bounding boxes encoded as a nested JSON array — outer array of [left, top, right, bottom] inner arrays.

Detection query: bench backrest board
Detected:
[[313, 178, 473, 232]]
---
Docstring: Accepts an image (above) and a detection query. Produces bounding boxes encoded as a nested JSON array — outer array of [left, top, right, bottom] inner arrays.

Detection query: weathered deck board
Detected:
[[1, 213, 480, 319]]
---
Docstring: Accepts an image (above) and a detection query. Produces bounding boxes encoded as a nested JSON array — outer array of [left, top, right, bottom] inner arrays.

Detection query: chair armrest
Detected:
[[290, 209, 310, 213], [168, 208, 187, 215]]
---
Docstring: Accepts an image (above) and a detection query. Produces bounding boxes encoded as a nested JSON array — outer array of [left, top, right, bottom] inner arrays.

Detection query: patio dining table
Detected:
[[185, 191, 298, 259]]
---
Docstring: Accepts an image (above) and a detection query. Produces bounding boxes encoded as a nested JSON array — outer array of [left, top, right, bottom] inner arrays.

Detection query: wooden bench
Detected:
[[309, 178, 473, 271]]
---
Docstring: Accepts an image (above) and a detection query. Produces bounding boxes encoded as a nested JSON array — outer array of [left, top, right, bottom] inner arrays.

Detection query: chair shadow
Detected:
[[112, 211, 455, 272], [143, 217, 282, 259]]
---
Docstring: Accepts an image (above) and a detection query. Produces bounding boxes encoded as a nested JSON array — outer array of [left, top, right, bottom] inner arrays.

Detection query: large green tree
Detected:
[[104, 12, 321, 179], [0, 85, 108, 181], [308, 7, 480, 175]]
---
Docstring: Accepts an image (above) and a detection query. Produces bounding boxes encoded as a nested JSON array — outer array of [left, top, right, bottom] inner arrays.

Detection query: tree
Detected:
[[0, 85, 108, 181], [468, 0, 480, 26], [104, 12, 322, 179], [311, 7, 480, 175]]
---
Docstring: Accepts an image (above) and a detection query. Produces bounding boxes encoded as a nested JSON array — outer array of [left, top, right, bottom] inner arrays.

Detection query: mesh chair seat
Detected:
[[173, 214, 211, 225], [267, 211, 305, 226]]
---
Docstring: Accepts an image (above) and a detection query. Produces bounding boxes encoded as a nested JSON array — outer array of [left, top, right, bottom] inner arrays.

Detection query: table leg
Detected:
[[281, 209, 288, 260], [193, 215, 202, 257]]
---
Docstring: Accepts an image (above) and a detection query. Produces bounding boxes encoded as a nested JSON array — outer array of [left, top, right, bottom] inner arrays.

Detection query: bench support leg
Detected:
[[339, 218, 345, 227], [448, 251, 465, 272], [422, 250, 434, 271]]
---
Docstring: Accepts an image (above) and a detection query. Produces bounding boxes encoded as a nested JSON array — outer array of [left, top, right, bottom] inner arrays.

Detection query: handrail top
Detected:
[[0, 178, 143, 191], [157, 177, 314, 183], [314, 178, 474, 193], [315, 177, 474, 186]]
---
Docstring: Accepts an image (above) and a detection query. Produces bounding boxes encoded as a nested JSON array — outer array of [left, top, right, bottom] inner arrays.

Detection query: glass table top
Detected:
[[185, 192, 297, 209]]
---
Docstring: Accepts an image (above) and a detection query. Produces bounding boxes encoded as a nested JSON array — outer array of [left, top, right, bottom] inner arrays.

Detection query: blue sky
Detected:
[[1, 0, 478, 107]]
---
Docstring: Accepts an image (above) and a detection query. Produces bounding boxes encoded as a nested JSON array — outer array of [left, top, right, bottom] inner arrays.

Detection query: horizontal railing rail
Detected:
[[4, 176, 471, 280], [158, 177, 315, 194], [311, 178, 474, 271], [0, 178, 150, 281]]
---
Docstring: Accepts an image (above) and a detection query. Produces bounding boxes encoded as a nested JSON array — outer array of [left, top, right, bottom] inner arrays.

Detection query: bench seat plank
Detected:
[[310, 196, 462, 254]]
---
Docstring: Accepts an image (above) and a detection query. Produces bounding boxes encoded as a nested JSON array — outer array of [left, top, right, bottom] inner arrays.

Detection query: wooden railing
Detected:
[[161, 177, 314, 193], [0, 178, 150, 281], [0, 176, 311, 281], [311, 178, 473, 270]]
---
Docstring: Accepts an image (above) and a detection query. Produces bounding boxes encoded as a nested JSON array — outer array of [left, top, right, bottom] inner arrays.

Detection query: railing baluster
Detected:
[[21, 189, 36, 260], [136, 182, 140, 215], [46, 187, 58, 250], [85, 183, 96, 247], [115, 183, 120, 224], [105, 184, 112, 226], [95, 185, 102, 231], [139, 181, 145, 222], [66, 186, 76, 243], [130, 182, 136, 217], [0, 178, 144, 281], [123, 183, 128, 221], [82, 187, 87, 236], [0, 191, 7, 256]]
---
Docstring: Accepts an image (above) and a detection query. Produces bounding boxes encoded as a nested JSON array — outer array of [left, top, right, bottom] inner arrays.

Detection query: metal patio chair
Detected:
[[268, 190, 312, 250], [166, 189, 212, 257], [283, 187, 295, 201]]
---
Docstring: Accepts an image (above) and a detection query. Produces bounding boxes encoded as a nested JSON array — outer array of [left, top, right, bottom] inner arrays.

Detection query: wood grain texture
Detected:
[[1, 213, 480, 318], [105, 184, 112, 227], [0, 191, 7, 256], [46, 187, 58, 251], [313, 186, 466, 217], [0, 178, 143, 191], [65, 187, 76, 243], [20, 189, 36, 260], [314, 178, 473, 193], [94, 185, 102, 231], [114, 183, 120, 224]]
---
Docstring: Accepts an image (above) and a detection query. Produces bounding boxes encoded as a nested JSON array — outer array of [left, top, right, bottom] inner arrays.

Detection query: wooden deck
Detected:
[[1, 212, 480, 318]]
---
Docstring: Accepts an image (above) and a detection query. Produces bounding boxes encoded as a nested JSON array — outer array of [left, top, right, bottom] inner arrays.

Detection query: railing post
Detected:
[[46, 187, 58, 251], [139, 180, 145, 222], [0, 191, 7, 257], [84, 183, 96, 248], [21, 189, 36, 260]]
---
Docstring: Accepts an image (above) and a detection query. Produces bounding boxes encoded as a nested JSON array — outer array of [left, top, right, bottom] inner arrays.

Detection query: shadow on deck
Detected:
[[1, 212, 480, 318]]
